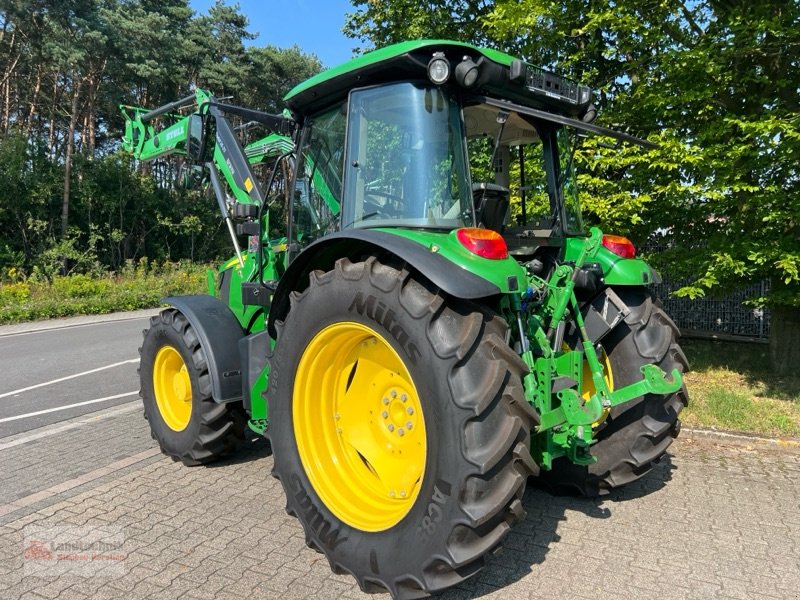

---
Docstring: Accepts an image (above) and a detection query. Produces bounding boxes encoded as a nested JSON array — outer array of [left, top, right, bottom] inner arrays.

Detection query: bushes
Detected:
[[0, 259, 208, 324]]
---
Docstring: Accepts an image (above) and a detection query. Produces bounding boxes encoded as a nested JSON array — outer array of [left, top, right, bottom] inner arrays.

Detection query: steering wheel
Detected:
[[364, 188, 404, 218]]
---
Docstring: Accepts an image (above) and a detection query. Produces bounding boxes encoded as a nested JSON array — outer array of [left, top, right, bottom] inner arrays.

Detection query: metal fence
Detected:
[[649, 271, 771, 341]]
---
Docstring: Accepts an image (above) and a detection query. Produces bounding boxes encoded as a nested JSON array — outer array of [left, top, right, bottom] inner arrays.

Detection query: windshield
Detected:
[[342, 82, 474, 229]]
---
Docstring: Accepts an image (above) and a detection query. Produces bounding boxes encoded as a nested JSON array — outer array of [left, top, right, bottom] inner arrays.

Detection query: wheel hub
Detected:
[[153, 345, 192, 432], [380, 388, 418, 438], [293, 322, 427, 532]]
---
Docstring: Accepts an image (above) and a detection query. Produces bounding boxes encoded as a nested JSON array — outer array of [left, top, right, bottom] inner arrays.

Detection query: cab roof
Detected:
[[284, 39, 593, 121], [284, 40, 515, 114]]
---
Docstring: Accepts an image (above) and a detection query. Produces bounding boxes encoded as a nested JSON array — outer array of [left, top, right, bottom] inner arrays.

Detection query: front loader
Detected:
[[121, 40, 688, 599]]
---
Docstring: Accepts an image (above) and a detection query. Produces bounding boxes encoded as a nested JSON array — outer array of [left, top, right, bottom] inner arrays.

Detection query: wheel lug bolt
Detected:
[[406, 421, 413, 429], [406, 407, 414, 415], [383, 397, 390, 405], [335, 413, 340, 420], [401, 394, 407, 402], [389, 491, 395, 498], [382, 411, 389, 419], [400, 490, 406, 498], [336, 428, 342, 434], [391, 390, 397, 398], [387, 424, 395, 432], [398, 429, 405, 437]]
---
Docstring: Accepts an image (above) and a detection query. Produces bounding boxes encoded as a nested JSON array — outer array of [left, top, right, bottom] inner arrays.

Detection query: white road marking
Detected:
[[0, 392, 139, 423], [0, 402, 140, 451], [0, 359, 139, 399]]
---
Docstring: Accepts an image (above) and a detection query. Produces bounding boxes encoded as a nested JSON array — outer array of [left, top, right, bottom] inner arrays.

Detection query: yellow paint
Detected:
[[244, 177, 254, 193], [293, 322, 426, 532], [152, 345, 192, 431], [223, 254, 247, 270]]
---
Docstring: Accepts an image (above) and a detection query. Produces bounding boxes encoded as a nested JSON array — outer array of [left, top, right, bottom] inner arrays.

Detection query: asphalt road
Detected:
[[0, 311, 159, 438]]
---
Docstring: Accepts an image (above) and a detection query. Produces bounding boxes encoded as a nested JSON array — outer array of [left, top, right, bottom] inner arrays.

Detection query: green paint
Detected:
[[285, 40, 517, 103], [206, 268, 215, 297], [377, 228, 527, 294], [564, 236, 659, 285]]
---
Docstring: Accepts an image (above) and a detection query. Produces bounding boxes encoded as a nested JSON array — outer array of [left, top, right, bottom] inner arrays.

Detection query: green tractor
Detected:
[[122, 40, 688, 598]]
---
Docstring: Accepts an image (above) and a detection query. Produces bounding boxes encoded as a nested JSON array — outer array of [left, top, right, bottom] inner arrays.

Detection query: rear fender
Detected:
[[163, 295, 244, 404], [267, 230, 503, 337], [564, 237, 662, 286]]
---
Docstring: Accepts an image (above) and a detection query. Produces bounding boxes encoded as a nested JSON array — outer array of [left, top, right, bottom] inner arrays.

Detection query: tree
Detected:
[[241, 45, 322, 113], [0, 0, 323, 280], [345, 0, 800, 374]]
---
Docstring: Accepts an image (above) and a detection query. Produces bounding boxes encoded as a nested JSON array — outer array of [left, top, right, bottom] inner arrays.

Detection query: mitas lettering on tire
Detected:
[[348, 291, 420, 364], [267, 257, 538, 598]]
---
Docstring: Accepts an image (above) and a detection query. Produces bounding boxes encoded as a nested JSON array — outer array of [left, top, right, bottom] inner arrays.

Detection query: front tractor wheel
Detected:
[[139, 309, 246, 466], [268, 258, 537, 599]]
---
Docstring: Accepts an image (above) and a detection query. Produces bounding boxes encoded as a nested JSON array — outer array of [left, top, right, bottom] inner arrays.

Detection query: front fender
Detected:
[[267, 229, 509, 337], [163, 295, 244, 403]]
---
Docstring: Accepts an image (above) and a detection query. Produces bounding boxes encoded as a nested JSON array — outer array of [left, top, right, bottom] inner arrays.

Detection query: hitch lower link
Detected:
[[533, 362, 683, 467]]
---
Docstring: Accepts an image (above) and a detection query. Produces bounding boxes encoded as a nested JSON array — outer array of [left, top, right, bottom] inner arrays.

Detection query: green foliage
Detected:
[[346, 0, 800, 312], [0, 260, 208, 324], [345, 1, 495, 51], [0, 0, 322, 281]]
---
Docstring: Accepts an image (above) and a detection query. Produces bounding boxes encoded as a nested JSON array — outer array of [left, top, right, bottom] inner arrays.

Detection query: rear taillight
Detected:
[[456, 228, 508, 259], [601, 234, 636, 259]]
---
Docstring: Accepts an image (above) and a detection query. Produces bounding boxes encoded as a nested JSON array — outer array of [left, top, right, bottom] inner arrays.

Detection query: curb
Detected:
[[681, 427, 800, 453], [0, 308, 162, 337]]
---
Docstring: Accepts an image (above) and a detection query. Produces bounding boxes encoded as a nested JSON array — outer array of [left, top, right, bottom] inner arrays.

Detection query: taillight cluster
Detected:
[[455, 228, 509, 259]]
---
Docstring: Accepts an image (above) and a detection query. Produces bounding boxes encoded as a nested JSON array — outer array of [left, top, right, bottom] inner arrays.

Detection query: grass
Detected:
[[680, 338, 800, 438], [0, 260, 209, 324]]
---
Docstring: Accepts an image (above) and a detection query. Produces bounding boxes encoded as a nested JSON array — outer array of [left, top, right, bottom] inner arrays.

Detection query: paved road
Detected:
[[0, 310, 158, 437], [0, 312, 799, 599]]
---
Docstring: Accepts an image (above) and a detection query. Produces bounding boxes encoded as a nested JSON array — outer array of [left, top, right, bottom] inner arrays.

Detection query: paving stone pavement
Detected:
[[1, 406, 799, 600]]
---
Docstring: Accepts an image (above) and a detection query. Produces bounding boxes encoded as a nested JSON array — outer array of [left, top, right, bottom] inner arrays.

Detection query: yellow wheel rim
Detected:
[[153, 345, 192, 432], [293, 322, 427, 532], [564, 343, 615, 427]]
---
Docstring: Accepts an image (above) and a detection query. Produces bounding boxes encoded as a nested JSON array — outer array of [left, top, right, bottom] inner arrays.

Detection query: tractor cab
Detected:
[[283, 40, 598, 257]]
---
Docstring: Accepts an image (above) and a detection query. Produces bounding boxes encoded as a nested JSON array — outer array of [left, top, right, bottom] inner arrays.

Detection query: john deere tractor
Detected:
[[122, 40, 688, 599]]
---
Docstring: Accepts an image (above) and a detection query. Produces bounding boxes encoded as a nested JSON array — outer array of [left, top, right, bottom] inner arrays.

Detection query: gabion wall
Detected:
[[649, 275, 770, 339]]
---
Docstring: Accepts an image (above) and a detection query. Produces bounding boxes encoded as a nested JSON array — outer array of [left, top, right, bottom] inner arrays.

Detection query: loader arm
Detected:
[[119, 89, 295, 267]]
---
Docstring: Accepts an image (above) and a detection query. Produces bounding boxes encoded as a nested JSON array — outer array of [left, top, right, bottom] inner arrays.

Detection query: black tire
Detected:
[[267, 257, 538, 599], [139, 308, 246, 466], [537, 287, 689, 496]]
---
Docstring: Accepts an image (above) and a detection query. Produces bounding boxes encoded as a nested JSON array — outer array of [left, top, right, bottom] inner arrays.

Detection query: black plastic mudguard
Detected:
[[267, 229, 502, 337], [163, 295, 244, 404]]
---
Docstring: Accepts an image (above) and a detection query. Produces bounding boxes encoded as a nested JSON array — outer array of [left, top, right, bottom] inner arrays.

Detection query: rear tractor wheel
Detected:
[[538, 287, 689, 496], [268, 257, 538, 599], [139, 308, 246, 466]]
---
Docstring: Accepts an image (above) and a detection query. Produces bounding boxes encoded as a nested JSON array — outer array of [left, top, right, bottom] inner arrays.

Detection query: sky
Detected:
[[189, 0, 358, 68]]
